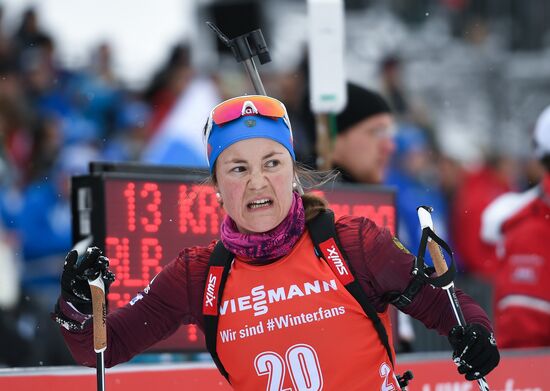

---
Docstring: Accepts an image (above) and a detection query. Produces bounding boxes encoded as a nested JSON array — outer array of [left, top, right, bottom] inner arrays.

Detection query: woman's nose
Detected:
[[248, 169, 268, 190]]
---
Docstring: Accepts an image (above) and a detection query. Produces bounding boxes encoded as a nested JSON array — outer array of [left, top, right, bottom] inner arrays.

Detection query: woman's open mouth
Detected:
[[247, 198, 273, 209]]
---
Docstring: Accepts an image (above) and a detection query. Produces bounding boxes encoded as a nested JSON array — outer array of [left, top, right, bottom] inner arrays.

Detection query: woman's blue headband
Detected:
[[206, 115, 295, 174]]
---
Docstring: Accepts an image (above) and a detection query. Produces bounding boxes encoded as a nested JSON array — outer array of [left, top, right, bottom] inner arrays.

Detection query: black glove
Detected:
[[448, 323, 500, 381], [60, 247, 115, 313]]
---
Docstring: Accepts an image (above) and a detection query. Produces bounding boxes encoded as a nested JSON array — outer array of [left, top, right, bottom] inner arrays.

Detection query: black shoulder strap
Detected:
[[203, 241, 233, 382], [306, 210, 395, 367]]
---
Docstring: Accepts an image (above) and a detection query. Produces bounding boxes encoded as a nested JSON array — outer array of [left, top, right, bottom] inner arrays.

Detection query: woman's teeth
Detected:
[[248, 199, 272, 209]]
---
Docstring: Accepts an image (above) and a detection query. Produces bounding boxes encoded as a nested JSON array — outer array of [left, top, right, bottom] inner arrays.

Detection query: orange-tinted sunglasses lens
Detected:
[[211, 96, 286, 125]]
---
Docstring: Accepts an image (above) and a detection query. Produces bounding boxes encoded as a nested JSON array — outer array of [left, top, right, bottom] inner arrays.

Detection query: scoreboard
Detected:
[[71, 162, 396, 351]]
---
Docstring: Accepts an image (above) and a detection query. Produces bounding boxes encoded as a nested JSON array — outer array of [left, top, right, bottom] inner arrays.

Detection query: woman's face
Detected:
[[215, 138, 295, 233]]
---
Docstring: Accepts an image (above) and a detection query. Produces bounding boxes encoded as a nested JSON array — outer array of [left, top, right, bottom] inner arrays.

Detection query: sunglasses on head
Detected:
[[203, 95, 292, 143]]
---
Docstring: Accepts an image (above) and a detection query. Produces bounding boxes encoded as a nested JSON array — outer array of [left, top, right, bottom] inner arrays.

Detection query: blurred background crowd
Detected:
[[1, 0, 549, 367]]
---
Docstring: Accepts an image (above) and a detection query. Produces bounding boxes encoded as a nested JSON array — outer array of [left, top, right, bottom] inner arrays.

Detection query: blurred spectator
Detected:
[[0, 218, 19, 312], [26, 114, 63, 182], [386, 124, 449, 262], [102, 96, 151, 162], [12, 7, 51, 65], [89, 42, 118, 87], [19, 30, 65, 106], [0, 94, 25, 230], [379, 54, 434, 147], [0, 66, 33, 185], [16, 24, 102, 148], [380, 55, 409, 119], [144, 43, 194, 135], [451, 154, 515, 279], [16, 144, 100, 309], [0, 219, 27, 366], [0, 6, 14, 69], [331, 83, 396, 184], [70, 41, 122, 139], [481, 106, 550, 347], [435, 130, 482, 214], [0, 217, 73, 367]]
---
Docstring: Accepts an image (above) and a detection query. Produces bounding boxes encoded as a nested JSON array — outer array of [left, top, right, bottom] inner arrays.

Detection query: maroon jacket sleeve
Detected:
[[335, 215, 492, 336], [61, 242, 214, 367]]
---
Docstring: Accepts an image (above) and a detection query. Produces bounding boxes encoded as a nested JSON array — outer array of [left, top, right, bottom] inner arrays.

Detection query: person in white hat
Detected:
[[481, 105, 550, 347]]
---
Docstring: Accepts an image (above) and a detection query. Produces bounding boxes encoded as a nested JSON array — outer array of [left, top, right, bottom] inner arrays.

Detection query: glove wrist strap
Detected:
[[51, 298, 92, 331]]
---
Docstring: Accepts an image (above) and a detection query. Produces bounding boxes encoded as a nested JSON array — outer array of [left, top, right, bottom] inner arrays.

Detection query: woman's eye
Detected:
[[231, 166, 246, 173], [266, 159, 280, 168]]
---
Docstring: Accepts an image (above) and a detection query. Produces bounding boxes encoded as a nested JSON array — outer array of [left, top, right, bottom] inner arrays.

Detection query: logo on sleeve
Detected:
[[319, 238, 354, 285], [130, 273, 160, 306], [392, 237, 411, 255]]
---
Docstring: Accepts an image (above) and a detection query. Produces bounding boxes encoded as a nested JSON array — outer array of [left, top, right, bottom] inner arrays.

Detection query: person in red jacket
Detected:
[[482, 105, 550, 348], [54, 95, 499, 389], [451, 157, 514, 280]]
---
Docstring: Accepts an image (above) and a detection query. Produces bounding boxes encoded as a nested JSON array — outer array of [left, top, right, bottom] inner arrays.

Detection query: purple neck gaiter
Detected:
[[220, 192, 305, 263]]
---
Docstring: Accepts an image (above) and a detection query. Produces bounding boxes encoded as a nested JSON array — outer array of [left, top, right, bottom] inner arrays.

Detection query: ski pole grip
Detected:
[[89, 276, 107, 353], [428, 238, 448, 276], [417, 206, 434, 231], [417, 206, 448, 278]]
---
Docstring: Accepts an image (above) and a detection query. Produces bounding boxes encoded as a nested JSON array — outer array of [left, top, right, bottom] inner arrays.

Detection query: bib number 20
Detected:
[[254, 344, 323, 391]]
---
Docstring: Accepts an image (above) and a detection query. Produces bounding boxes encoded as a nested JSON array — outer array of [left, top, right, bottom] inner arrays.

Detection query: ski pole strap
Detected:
[[390, 265, 435, 309], [307, 210, 395, 367], [416, 226, 456, 288], [391, 225, 455, 309], [203, 241, 234, 382], [391, 227, 456, 310]]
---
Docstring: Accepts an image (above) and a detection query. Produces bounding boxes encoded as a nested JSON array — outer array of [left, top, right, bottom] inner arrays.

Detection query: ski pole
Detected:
[[71, 237, 105, 389], [417, 206, 490, 391], [89, 270, 107, 391]]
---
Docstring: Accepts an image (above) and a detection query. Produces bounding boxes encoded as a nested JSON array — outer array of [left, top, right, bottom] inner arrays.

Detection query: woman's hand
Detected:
[[448, 323, 500, 380], [60, 247, 115, 313]]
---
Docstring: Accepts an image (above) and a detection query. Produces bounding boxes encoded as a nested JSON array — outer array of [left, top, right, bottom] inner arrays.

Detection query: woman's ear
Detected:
[[211, 171, 220, 199], [213, 183, 223, 204], [293, 173, 304, 195]]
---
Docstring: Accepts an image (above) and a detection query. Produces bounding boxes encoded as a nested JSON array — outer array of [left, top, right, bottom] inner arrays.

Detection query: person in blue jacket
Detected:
[[386, 124, 449, 267]]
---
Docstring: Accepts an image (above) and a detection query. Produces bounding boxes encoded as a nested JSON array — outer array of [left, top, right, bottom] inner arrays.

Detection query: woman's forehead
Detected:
[[218, 138, 289, 161]]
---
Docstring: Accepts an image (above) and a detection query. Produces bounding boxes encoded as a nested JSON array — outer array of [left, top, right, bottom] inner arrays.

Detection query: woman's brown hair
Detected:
[[294, 163, 338, 222]]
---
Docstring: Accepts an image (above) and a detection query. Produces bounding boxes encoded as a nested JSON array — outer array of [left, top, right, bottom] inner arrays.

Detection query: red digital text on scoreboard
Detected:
[[104, 181, 222, 308], [104, 180, 395, 309], [315, 191, 395, 233], [120, 181, 222, 235]]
